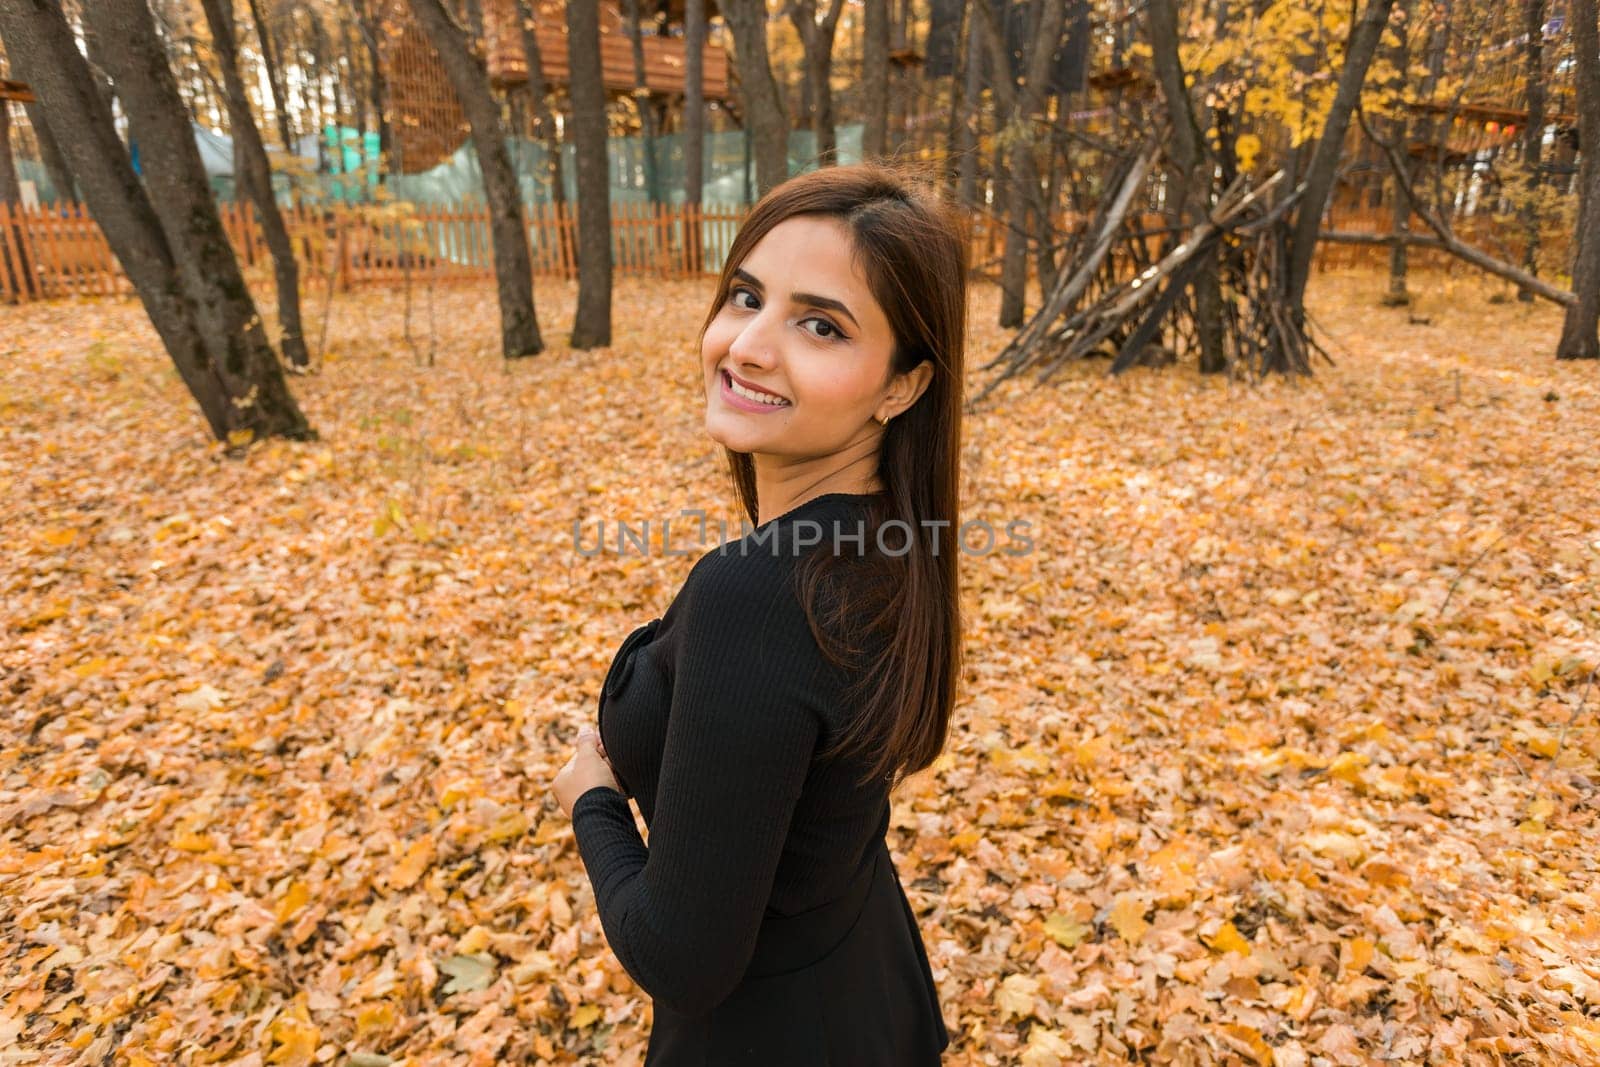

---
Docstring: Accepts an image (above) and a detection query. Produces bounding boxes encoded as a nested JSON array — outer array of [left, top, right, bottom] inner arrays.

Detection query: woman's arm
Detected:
[[570, 555, 820, 1019]]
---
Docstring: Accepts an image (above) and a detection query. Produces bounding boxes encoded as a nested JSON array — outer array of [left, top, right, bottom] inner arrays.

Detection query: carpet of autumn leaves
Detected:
[[3, 266, 1598, 1067]]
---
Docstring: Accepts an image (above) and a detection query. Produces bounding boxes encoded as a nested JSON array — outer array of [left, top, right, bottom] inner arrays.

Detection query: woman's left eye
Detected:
[[803, 317, 843, 340]]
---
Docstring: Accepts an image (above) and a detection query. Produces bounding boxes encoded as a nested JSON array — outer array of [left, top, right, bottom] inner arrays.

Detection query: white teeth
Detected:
[[726, 373, 789, 406]]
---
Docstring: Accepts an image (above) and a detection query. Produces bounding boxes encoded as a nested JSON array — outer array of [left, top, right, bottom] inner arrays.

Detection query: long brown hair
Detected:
[[694, 162, 968, 793]]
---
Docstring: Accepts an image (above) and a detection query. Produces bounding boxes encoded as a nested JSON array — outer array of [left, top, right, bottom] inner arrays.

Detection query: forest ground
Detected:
[[3, 267, 1597, 1066]]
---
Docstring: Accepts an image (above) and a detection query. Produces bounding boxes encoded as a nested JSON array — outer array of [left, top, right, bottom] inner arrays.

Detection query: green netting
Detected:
[[387, 122, 866, 208]]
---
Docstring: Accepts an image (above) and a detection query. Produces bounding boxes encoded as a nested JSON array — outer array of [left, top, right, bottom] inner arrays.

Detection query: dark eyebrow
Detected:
[[732, 267, 860, 331]]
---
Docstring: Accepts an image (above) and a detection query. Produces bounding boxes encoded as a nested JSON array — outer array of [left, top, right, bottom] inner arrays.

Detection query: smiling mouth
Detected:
[[721, 369, 791, 408]]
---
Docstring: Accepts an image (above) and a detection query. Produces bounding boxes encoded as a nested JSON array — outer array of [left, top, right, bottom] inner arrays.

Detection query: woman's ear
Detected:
[[885, 359, 934, 419]]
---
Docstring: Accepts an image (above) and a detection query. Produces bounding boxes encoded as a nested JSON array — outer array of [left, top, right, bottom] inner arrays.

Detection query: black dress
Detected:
[[571, 492, 950, 1065]]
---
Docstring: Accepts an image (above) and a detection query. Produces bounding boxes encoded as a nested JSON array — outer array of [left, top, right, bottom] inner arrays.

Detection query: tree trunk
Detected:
[[298, 9, 330, 169], [0, 100, 19, 206], [1284, 0, 1399, 324], [84, 0, 311, 438], [513, 0, 567, 206], [1384, 1, 1413, 306], [723, 0, 789, 195], [1517, 0, 1546, 300], [355, 0, 392, 169], [957, 20, 981, 207], [339, 8, 360, 132], [1147, 0, 1226, 372], [407, 0, 543, 358], [975, 0, 1065, 328], [0, 0, 312, 443], [622, 0, 661, 201], [788, 0, 845, 165], [247, 0, 295, 153], [861, 0, 888, 158], [1557, 0, 1599, 360], [24, 101, 75, 203], [0, 97, 34, 301], [567, 0, 611, 348], [685, 0, 706, 268], [940, 1, 970, 195], [199, 0, 309, 366]]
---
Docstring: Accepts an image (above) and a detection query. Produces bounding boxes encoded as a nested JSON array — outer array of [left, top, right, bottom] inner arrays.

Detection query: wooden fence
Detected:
[[0, 200, 756, 304], [0, 198, 1555, 306], [1314, 202, 1573, 276]]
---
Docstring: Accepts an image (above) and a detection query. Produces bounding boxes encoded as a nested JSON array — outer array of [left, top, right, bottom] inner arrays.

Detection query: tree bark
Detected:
[[355, 0, 391, 167], [247, 0, 295, 153], [567, 0, 611, 347], [975, 0, 1066, 328], [957, 20, 981, 207], [941, 2, 969, 195], [861, 0, 888, 158], [407, 0, 543, 357], [513, 0, 566, 206], [723, 0, 789, 195], [1147, 0, 1226, 372], [622, 0, 661, 201], [0, 96, 33, 301], [1382, 0, 1414, 306], [199, 0, 309, 366], [1517, 0, 1547, 300], [1557, 0, 1599, 360], [339, 7, 360, 133], [787, 0, 845, 164], [0, 0, 312, 442], [0, 100, 19, 206], [1284, 0, 1399, 325], [684, 0, 706, 268], [23, 101, 75, 203], [84, 0, 311, 438]]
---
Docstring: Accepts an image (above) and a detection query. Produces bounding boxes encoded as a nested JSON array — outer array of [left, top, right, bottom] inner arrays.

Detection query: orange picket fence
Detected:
[[0, 200, 754, 305], [1314, 202, 1573, 276], [0, 197, 1555, 306]]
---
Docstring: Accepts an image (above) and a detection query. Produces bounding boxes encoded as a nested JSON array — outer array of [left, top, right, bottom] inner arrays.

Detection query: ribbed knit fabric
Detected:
[[569, 491, 945, 1045]]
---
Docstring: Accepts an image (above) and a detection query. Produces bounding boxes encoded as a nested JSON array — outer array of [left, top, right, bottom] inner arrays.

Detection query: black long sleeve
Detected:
[[570, 545, 824, 1019]]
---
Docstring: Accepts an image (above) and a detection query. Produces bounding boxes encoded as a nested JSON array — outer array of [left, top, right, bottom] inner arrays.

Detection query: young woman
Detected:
[[552, 162, 967, 1064]]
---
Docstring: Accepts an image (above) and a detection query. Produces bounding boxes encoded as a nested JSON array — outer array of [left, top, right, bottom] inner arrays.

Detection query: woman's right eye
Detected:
[[730, 287, 759, 309]]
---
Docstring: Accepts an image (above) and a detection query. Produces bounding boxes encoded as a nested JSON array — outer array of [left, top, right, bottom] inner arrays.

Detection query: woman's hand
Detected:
[[553, 726, 622, 819]]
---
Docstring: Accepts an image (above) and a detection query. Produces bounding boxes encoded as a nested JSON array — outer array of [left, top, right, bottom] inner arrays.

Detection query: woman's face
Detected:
[[701, 215, 914, 463]]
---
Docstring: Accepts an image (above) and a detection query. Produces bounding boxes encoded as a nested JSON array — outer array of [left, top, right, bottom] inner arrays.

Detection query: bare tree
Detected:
[[723, 0, 790, 195], [786, 0, 846, 164], [354, 0, 391, 166], [406, 0, 543, 357], [1518, 0, 1547, 301], [956, 19, 982, 207], [1557, 0, 1599, 360], [0, 0, 312, 442], [1148, 0, 1226, 371], [0, 93, 30, 302], [24, 100, 75, 202], [685, 0, 706, 267], [0, 98, 18, 206], [199, 0, 308, 367], [513, 0, 565, 207], [1283, 0, 1399, 329], [973, 0, 1067, 327], [622, 0, 661, 201], [567, 0, 611, 347], [246, 0, 295, 152], [861, 0, 888, 158]]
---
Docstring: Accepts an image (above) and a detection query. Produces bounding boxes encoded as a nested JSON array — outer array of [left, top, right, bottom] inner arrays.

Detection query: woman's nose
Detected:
[[727, 312, 780, 367]]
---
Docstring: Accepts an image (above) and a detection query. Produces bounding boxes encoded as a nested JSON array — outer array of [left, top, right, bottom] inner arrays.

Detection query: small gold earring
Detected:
[[878, 414, 890, 427]]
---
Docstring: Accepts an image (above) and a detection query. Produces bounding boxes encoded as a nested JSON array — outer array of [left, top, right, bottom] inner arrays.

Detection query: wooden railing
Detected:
[[0, 198, 1563, 305], [0, 200, 754, 304]]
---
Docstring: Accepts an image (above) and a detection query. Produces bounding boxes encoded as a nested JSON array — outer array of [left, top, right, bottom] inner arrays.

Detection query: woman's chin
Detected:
[[706, 409, 757, 442]]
